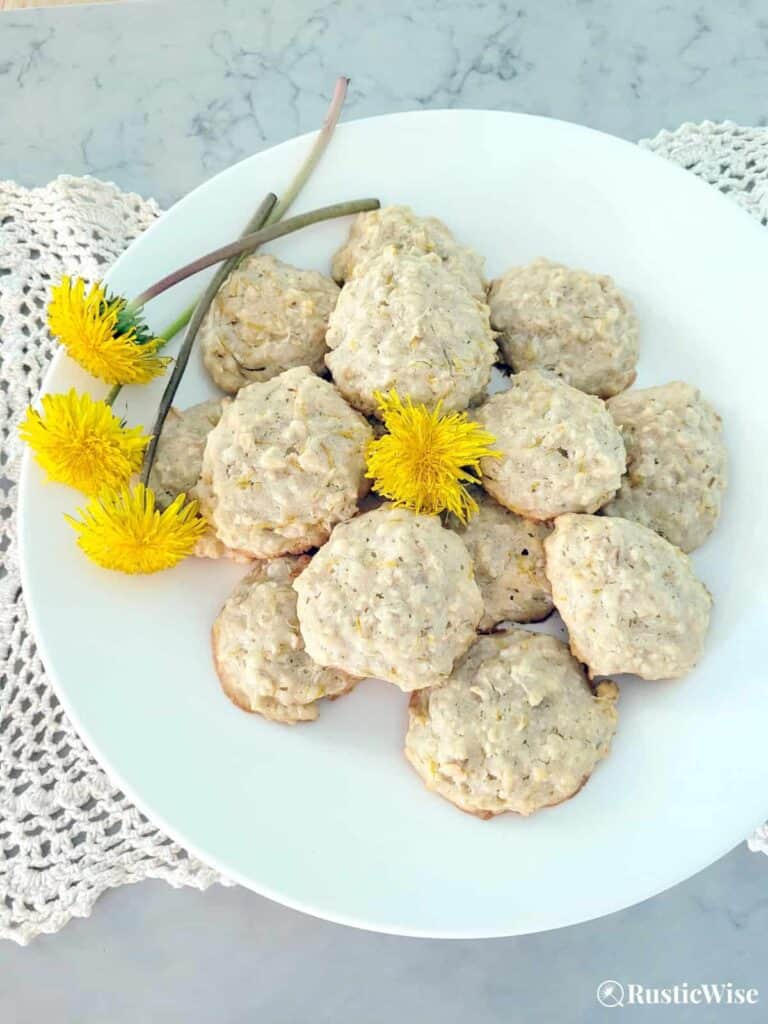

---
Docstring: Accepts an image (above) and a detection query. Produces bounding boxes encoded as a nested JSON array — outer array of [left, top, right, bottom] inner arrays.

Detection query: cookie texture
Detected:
[[602, 381, 727, 552], [148, 399, 223, 509], [449, 491, 553, 630], [199, 366, 372, 558], [544, 514, 712, 680], [475, 370, 626, 520], [199, 253, 339, 393], [489, 258, 639, 398], [147, 398, 252, 563], [331, 204, 486, 298], [325, 246, 497, 417], [405, 630, 619, 818], [212, 557, 357, 724], [294, 507, 483, 691]]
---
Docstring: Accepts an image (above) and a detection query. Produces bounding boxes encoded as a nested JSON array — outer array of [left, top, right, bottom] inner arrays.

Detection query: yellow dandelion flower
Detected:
[[48, 276, 169, 385], [366, 390, 501, 523], [66, 484, 207, 574], [19, 390, 149, 495]]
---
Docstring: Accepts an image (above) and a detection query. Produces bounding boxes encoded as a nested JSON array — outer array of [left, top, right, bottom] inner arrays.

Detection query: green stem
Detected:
[[139, 198, 378, 485], [110, 76, 357, 451], [139, 193, 277, 486], [155, 306, 197, 353], [104, 306, 201, 407], [110, 75, 354, 413], [131, 198, 378, 309]]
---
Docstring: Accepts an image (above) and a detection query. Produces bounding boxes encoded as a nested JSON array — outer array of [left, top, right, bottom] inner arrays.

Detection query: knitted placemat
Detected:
[[1, 122, 767, 945]]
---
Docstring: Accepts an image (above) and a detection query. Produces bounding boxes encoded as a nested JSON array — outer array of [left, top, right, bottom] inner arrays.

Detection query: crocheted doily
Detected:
[[2, 122, 767, 945]]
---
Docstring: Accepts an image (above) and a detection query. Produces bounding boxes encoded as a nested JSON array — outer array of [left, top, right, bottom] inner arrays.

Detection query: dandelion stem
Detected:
[[157, 306, 199, 350], [138, 197, 380, 484], [104, 305, 206, 406], [110, 75, 361, 472], [108, 76, 354, 414], [136, 73, 360, 483], [119, 73, 351, 362], [139, 192, 276, 485], [265, 76, 349, 226], [131, 197, 378, 309]]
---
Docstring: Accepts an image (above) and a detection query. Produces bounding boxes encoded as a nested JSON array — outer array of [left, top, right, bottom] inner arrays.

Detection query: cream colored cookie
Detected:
[[199, 253, 339, 393], [488, 258, 639, 398], [294, 507, 483, 691], [544, 514, 712, 680], [475, 370, 626, 520], [199, 367, 372, 558], [147, 398, 251, 563], [449, 491, 553, 630], [148, 399, 224, 509], [192, 527, 253, 564], [405, 630, 619, 818], [603, 381, 727, 552], [212, 557, 357, 724], [325, 246, 497, 417], [332, 204, 486, 298]]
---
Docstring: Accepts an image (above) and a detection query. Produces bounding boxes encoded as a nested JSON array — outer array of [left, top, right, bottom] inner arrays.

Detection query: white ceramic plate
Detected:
[[18, 111, 768, 938]]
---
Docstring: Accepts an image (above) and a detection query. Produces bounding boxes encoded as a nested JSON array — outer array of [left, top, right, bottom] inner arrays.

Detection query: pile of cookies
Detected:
[[150, 206, 727, 819]]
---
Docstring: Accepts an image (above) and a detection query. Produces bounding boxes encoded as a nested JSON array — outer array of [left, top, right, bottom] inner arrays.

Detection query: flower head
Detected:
[[365, 390, 500, 523], [19, 389, 149, 495], [66, 484, 207, 574], [48, 276, 169, 385]]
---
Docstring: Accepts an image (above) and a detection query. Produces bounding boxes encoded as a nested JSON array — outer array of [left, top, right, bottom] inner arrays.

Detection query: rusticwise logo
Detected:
[[596, 980, 759, 1008]]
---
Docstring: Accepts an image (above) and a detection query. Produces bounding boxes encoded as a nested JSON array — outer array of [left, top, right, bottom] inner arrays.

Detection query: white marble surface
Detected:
[[1, 0, 768, 208], [0, 846, 767, 1022], [1, 0, 768, 1018]]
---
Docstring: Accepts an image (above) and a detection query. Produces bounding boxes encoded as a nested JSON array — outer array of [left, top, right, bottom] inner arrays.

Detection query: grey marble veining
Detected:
[[1, 0, 768, 1018], [1, 0, 767, 209]]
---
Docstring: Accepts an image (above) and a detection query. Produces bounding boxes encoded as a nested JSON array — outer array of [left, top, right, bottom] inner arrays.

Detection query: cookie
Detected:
[[544, 513, 712, 679], [212, 556, 357, 724], [325, 247, 496, 417], [475, 370, 626, 520], [199, 366, 372, 558], [331, 204, 486, 298], [294, 506, 483, 691], [200, 253, 339, 393], [489, 257, 639, 397], [602, 381, 727, 551], [405, 629, 619, 817], [147, 398, 253, 563], [148, 398, 223, 509], [448, 490, 553, 630]]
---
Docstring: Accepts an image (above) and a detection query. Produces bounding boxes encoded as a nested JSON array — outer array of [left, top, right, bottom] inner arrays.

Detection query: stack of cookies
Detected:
[[149, 206, 727, 819]]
